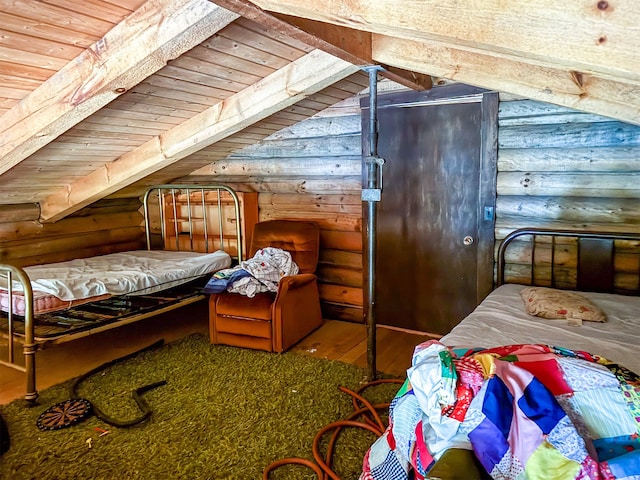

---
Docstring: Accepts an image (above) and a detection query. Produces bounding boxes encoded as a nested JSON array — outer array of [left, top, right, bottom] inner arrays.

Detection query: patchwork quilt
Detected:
[[361, 341, 640, 480]]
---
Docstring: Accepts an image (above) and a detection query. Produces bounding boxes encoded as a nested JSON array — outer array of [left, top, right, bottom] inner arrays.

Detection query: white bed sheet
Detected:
[[440, 283, 640, 373], [3, 250, 232, 301]]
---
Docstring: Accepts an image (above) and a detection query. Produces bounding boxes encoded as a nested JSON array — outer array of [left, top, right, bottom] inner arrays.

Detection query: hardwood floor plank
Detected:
[[375, 327, 432, 377], [292, 319, 366, 359]]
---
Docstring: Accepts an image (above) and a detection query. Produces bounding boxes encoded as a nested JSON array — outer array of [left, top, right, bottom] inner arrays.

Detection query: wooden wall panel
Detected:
[[497, 98, 640, 290], [181, 90, 639, 323], [181, 102, 365, 322], [5, 87, 632, 323], [0, 198, 144, 268]]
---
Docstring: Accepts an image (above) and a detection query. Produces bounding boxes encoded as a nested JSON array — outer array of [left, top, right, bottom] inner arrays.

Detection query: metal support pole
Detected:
[[361, 65, 385, 381]]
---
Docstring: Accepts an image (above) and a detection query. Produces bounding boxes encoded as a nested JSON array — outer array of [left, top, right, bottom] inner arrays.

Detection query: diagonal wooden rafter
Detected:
[[0, 0, 241, 177], [209, 0, 432, 91], [244, 0, 640, 124], [39, 50, 359, 222]]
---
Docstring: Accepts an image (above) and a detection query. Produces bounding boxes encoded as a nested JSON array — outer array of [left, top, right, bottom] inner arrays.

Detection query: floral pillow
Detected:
[[520, 286, 607, 325]]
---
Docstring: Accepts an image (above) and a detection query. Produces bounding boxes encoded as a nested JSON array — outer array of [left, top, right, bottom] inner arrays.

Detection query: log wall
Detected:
[[184, 92, 640, 321], [497, 98, 640, 291], [0, 198, 145, 268], [183, 99, 365, 322], [1, 89, 637, 318]]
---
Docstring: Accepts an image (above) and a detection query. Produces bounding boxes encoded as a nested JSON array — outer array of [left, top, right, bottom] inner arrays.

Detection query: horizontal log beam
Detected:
[[0, 203, 40, 223], [259, 210, 361, 232], [243, 0, 640, 122], [0, 227, 143, 262], [497, 172, 640, 198], [499, 146, 640, 172], [373, 35, 640, 126], [191, 156, 361, 176], [247, 0, 640, 83], [178, 176, 362, 194], [319, 283, 363, 307], [319, 230, 362, 252], [0, 212, 142, 242], [496, 196, 640, 224], [317, 265, 362, 288]]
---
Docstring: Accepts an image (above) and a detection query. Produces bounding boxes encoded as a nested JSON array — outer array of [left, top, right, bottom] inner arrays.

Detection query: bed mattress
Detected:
[[440, 283, 640, 373], [0, 250, 231, 315]]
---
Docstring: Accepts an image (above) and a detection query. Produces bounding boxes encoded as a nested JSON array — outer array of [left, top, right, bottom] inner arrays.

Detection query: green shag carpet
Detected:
[[0, 334, 402, 480]]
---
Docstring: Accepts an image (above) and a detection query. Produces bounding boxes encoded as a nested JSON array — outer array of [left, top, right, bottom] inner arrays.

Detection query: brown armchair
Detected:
[[208, 220, 323, 352]]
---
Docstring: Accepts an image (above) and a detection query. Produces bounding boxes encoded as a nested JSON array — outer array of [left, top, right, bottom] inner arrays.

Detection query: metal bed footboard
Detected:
[[0, 265, 37, 403], [497, 227, 640, 295], [142, 184, 244, 262], [0, 184, 243, 404]]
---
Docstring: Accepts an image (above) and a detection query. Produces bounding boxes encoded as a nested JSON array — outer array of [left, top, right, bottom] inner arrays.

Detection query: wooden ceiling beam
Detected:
[[373, 35, 640, 126], [245, 0, 640, 122], [245, 0, 640, 83], [209, 0, 432, 90], [38, 50, 359, 222], [0, 0, 240, 178]]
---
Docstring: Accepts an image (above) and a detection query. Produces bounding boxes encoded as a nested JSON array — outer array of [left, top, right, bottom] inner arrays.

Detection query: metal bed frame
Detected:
[[0, 184, 243, 403], [497, 227, 640, 295]]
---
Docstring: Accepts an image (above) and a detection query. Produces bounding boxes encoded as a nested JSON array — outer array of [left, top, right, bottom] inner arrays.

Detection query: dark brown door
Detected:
[[362, 85, 498, 335]]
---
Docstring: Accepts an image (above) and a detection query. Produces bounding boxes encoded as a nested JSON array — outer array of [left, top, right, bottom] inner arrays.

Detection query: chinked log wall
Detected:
[[0, 92, 637, 318], [185, 93, 640, 319], [0, 199, 145, 268], [183, 101, 365, 322], [497, 99, 640, 291]]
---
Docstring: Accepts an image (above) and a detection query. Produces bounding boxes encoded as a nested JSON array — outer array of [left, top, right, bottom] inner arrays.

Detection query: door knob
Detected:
[[463, 235, 474, 246]]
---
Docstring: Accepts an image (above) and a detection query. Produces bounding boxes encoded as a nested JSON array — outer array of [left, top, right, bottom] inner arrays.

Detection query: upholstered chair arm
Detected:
[[277, 273, 317, 292], [271, 273, 323, 352]]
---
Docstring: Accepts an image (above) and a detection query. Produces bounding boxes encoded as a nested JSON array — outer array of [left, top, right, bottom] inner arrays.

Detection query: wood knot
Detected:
[[114, 87, 126, 94], [597, 36, 607, 45], [570, 71, 585, 88], [597, 0, 609, 10]]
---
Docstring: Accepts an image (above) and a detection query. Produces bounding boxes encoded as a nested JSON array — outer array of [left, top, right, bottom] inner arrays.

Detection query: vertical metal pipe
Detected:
[[363, 66, 382, 381], [365, 198, 377, 380], [368, 71, 379, 159], [201, 188, 209, 253]]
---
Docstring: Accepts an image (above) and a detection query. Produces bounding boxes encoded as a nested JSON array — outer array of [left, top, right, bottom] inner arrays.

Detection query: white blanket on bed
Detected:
[[2, 250, 231, 301], [441, 284, 640, 374]]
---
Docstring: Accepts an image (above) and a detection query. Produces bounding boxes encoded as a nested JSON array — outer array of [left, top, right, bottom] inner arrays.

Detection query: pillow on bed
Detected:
[[520, 286, 607, 324]]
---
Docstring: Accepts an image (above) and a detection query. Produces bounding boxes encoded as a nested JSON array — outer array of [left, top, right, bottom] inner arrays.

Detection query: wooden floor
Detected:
[[0, 301, 435, 405]]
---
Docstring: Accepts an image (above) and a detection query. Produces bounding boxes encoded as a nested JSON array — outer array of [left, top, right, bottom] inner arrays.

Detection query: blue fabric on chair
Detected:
[[202, 269, 250, 293]]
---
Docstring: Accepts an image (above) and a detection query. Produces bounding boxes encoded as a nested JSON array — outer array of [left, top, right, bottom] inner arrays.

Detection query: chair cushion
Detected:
[[215, 291, 275, 321], [250, 220, 319, 274]]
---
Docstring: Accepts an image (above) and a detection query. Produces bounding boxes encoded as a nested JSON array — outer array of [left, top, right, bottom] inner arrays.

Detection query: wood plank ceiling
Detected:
[[0, 0, 422, 221], [0, 0, 637, 222]]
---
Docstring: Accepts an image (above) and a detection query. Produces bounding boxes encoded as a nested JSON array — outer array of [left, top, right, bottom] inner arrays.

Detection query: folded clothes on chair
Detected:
[[202, 247, 299, 298], [202, 268, 251, 294]]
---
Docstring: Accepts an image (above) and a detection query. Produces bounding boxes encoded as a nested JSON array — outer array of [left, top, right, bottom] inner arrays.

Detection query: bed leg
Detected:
[[23, 342, 38, 405]]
